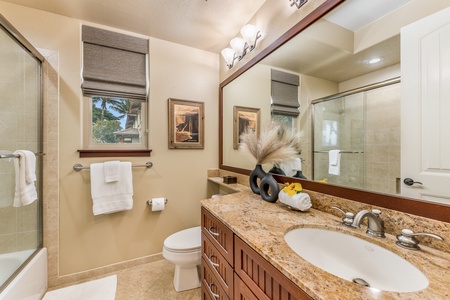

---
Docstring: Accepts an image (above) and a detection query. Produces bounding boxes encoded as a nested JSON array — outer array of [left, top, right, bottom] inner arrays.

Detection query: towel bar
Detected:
[[73, 161, 153, 172], [0, 152, 46, 159]]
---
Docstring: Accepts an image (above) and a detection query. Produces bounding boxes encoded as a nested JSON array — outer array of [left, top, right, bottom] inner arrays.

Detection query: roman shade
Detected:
[[271, 69, 300, 117], [81, 25, 148, 100]]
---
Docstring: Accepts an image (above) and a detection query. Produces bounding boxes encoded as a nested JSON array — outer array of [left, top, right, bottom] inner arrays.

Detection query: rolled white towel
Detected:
[[278, 190, 312, 211]]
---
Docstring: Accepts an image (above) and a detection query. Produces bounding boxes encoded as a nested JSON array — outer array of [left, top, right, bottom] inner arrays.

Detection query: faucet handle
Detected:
[[331, 206, 354, 227], [396, 229, 444, 250]]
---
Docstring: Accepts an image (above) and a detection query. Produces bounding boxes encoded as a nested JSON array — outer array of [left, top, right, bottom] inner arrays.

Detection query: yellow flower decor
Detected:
[[279, 182, 311, 211], [282, 182, 303, 196]]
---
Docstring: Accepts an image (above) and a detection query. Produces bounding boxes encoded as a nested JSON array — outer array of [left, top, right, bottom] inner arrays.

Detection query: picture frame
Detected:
[[233, 106, 260, 149], [168, 98, 204, 149]]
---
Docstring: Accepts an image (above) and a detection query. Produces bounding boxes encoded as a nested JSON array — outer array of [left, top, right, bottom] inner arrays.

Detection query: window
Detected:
[[270, 69, 300, 117], [80, 25, 149, 156]]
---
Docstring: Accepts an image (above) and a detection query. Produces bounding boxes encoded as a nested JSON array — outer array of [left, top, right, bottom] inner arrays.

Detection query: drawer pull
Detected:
[[207, 255, 220, 268], [208, 283, 220, 299], [208, 226, 220, 237]]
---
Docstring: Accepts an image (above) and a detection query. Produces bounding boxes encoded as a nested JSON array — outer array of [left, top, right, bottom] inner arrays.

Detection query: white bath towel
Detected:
[[13, 150, 38, 207], [90, 162, 133, 215], [278, 191, 312, 211], [328, 149, 341, 175], [104, 160, 120, 182]]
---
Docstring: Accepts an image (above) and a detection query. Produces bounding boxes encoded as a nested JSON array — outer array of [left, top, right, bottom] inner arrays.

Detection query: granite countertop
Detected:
[[201, 190, 450, 300]]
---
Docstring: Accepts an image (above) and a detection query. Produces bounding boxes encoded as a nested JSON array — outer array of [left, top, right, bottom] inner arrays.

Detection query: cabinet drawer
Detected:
[[201, 207, 234, 265], [235, 236, 312, 300], [202, 258, 230, 300], [234, 273, 259, 300], [202, 233, 234, 296]]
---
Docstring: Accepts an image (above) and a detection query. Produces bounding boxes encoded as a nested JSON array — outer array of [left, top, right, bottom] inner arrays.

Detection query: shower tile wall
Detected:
[[0, 28, 41, 254], [364, 84, 401, 194]]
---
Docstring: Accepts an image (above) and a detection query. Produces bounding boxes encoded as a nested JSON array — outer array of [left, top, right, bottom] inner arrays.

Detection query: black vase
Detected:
[[249, 164, 266, 194], [260, 173, 280, 203]]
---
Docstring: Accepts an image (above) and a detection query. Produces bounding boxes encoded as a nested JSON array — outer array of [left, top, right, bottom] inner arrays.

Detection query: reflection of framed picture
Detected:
[[168, 98, 204, 149], [233, 106, 260, 149]]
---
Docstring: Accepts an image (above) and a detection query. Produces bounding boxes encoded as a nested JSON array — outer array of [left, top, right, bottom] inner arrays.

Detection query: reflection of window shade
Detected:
[[271, 69, 300, 117], [81, 25, 148, 100]]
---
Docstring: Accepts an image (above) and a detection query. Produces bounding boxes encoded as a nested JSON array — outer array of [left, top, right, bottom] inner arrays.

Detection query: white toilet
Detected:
[[162, 226, 202, 292]]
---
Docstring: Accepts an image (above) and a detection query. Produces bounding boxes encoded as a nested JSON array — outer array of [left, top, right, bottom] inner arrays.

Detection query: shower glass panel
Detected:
[[313, 94, 365, 189], [0, 19, 43, 289], [312, 82, 401, 194]]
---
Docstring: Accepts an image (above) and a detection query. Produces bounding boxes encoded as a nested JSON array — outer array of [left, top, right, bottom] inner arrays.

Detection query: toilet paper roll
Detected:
[[152, 197, 165, 212]]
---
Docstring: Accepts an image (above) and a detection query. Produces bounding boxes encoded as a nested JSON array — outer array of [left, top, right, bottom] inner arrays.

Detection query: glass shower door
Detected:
[[313, 94, 365, 189], [0, 22, 43, 288]]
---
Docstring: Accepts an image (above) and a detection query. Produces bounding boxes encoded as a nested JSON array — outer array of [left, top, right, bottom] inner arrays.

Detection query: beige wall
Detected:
[[0, 0, 219, 280]]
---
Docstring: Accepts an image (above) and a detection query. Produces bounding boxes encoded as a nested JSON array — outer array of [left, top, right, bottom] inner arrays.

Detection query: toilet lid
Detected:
[[164, 226, 201, 252]]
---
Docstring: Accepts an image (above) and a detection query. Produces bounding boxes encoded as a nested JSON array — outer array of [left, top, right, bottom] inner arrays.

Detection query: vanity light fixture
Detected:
[[221, 24, 263, 69], [290, 0, 308, 9]]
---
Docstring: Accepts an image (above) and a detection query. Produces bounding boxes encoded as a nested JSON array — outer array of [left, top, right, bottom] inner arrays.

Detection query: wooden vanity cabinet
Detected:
[[234, 236, 312, 300], [201, 207, 311, 300], [202, 207, 234, 299]]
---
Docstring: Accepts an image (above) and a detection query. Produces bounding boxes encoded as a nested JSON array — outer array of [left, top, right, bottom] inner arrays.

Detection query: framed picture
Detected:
[[168, 98, 204, 149], [233, 106, 260, 149]]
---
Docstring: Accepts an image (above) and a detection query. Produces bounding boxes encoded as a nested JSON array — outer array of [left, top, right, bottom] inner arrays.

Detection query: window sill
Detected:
[[78, 149, 152, 158]]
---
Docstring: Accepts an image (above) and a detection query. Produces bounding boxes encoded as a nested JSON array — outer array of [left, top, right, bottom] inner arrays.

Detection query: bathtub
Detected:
[[0, 248, 47, 300]]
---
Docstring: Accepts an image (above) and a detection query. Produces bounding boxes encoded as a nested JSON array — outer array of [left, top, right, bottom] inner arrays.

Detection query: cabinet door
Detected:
[[235, 236, 313, 300], [234, 273, 259, 300], [201, 207, 234, 264], [202, 233, 234, 296], [202, 258, 231, 300]]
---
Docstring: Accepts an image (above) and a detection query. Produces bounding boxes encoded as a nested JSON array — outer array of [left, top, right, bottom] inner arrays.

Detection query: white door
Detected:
[[401, 7, 450, 204]]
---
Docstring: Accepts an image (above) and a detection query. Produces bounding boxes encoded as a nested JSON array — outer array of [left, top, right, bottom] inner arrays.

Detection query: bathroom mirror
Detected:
[[220, 0, 450, 217]]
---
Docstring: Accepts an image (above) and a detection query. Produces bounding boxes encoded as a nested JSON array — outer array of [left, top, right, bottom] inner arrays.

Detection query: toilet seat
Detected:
[[163, 226, 201, 252]]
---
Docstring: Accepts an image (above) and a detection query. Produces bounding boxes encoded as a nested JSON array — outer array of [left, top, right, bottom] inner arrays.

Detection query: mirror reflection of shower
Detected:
[[312, 79, 401, 195]]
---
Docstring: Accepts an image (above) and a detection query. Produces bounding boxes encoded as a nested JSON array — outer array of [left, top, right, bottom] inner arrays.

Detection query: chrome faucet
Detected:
[[352, 209, 385, 238]]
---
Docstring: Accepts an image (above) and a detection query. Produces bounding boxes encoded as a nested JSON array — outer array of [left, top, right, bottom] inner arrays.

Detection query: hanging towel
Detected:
[[90, 162, 133, 215], [328, 150, 341, 175], [13, 150, 38, 207], [104, 161, 120, 182]]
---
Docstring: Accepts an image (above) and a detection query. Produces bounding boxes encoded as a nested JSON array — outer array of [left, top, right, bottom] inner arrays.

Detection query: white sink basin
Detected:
[[284, 228, 428, 292]]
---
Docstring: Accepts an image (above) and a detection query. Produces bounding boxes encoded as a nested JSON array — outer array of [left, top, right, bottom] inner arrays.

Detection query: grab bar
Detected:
[[0, 152, 46, 159], [73, 161, 153, 172]]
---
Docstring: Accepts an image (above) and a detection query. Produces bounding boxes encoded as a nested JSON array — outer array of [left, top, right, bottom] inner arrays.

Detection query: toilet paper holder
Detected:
[[146, 198, 168, 206]]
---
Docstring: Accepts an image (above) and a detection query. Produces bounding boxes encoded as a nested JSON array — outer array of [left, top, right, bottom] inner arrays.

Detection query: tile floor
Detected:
[[113, 259, 201, 300]]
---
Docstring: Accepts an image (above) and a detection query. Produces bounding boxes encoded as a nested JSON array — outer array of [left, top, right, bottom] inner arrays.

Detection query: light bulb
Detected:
[[221, 48, 236, 67], [230, 37, 247, 58]]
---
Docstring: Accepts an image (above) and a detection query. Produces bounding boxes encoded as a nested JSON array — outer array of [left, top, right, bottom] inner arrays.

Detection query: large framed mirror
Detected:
[[219, 0, 450, 222]]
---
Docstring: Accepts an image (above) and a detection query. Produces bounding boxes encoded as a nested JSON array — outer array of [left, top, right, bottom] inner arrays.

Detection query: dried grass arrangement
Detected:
[[239, 122, 301, 166]]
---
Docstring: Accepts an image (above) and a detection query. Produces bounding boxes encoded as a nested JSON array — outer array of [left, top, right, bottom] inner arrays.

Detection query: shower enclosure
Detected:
[[0, 14, 44, 292], [312, 79, 401, 195]]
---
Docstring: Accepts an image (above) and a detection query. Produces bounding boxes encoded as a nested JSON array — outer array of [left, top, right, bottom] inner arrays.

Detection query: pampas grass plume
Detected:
[[239, 123, 300, 165]]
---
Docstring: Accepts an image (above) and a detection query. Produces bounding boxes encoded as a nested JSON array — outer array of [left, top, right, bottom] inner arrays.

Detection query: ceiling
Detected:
[[261, 0, 411, 83], [1, 0, 267, 53]]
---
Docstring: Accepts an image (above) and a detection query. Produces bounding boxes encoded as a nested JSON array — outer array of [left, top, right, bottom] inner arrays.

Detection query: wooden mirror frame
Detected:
[[219, 0, 450, 223]]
